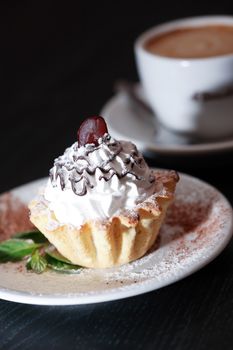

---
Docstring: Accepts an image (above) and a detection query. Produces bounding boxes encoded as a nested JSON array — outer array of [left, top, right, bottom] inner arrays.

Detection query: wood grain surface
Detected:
[[1, 2, 233, 349]]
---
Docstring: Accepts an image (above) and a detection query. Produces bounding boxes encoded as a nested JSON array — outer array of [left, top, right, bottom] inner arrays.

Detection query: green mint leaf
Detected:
[[0, 239, 42, 262], [45, 246, 73, 264], [26, 259, 32, 270], [27, 249, 47, 274], [46, 254, 82, 274], [13, 230, 48, 243]]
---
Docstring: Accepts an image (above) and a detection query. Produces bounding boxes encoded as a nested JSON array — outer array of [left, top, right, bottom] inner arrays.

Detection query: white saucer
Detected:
[[0, 173, 232, 305], [101, 85, 233, 155]]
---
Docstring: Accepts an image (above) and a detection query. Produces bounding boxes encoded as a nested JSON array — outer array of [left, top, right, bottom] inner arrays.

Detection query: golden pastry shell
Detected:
[[29, 170, 179, 268]]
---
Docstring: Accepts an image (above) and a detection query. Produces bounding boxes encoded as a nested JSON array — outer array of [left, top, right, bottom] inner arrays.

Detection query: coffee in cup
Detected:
[[145, 25, 233, 59], [135, 16, 233, 139]]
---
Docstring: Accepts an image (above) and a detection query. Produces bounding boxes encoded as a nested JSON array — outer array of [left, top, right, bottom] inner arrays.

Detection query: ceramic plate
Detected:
[[0, 173, 232, 305], [101, 85, 233, 155]]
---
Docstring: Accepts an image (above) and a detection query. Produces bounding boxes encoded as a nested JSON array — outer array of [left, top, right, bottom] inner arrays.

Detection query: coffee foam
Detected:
[[145, 25, 233, 59]]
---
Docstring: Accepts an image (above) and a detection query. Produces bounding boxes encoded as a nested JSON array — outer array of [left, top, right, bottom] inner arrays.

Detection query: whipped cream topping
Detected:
[[44, 134, 156, 227]]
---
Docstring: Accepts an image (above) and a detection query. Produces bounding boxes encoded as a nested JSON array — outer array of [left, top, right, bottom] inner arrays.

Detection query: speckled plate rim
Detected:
[[0, 173, 232, 306], [101, 89, 233, 155]]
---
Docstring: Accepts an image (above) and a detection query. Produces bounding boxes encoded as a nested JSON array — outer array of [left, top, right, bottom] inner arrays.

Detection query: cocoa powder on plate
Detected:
[[0, 193, 35, 241]]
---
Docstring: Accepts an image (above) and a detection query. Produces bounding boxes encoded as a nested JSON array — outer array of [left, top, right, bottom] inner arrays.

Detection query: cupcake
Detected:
[[29, 116, 179, 268]]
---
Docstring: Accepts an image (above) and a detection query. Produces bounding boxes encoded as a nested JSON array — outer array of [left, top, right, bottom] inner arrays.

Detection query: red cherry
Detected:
[[77, 116, 108, 147]]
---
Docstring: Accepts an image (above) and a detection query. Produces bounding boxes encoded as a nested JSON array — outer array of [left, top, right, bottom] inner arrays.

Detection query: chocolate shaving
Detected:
[[50, 134, 155, 196]]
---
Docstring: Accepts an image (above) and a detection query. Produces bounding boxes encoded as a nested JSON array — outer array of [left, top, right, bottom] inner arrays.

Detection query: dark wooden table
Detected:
[[1, 3, 233, 349]]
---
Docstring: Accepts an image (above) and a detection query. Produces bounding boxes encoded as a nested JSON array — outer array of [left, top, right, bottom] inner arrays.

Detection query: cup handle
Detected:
[[193, 84, 233, 102]]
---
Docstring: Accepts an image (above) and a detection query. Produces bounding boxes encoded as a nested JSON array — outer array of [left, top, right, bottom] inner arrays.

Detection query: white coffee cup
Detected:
[[135, 16, 233, 139]]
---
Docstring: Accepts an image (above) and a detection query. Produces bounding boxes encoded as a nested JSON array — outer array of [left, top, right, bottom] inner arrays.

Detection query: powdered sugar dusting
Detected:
[[0, 173, 232, 304], [99, 174, 232, 285]]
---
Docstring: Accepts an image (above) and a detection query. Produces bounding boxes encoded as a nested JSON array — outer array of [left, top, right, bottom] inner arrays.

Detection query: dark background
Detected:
[[1, 0, 233, 192], [1, 1, 233, 349]]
